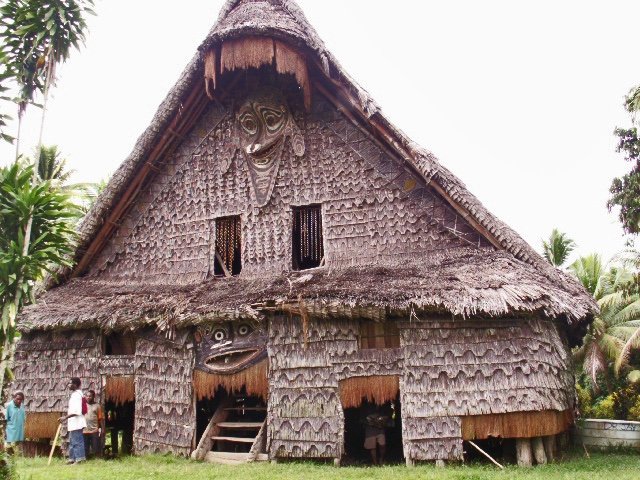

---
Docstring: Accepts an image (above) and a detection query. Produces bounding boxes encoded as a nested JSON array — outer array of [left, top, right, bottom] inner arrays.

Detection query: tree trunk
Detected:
[[516, 438, 533, 467], [532, 436, 547, 464]]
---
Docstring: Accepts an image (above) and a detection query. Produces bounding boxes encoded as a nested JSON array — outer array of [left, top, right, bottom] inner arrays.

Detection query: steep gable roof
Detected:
[[21, 0, 596, 333]]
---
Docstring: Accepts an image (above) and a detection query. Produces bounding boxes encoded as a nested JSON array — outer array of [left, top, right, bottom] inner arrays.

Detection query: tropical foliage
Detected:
[[0, 8, 94, 467], [608, 84, 640, 235], [0, 161, 80, 374], [542, 228, 576, 267]]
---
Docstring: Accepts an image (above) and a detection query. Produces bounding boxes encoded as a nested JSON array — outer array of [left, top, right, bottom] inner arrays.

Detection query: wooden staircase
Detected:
[[192, 397, 268, 464]]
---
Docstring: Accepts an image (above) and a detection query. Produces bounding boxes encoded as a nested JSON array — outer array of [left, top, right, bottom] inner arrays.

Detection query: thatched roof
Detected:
[[20, 249, 592, 345], [21, 0, 596, 332]]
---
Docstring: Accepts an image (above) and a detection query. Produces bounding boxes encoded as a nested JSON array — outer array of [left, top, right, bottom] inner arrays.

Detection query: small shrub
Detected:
[[591, 394, 615, 419], [576, 383, 593, 418], [612, 383, 640, 420], [0, 450, 17, 480], [628, 396, 640, 421]]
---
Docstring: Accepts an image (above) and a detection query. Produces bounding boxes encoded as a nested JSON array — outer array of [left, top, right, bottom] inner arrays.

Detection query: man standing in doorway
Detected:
[[5, 391, 26, 453], [83, 390, 104, 458], [59, 377, 87, 464]]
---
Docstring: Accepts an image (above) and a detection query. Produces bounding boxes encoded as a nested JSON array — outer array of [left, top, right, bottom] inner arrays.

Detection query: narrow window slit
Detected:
[[292, 205, 324, 270], [214, 215, 242, 276]]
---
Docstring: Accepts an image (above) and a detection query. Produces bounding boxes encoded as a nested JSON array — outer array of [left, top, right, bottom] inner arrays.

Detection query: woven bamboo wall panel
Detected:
[[133, 337, 195, 456], [399, 318, 573, 461], [12, 330, 101, 414], [401, 416, 463, 461], [98, 355, 135, 376], [89, 91, 490, 283], [267, 315, 406, 460]]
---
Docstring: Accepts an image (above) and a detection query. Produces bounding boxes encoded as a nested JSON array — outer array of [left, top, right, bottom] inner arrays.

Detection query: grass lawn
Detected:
[[15, 450, 640, 480]]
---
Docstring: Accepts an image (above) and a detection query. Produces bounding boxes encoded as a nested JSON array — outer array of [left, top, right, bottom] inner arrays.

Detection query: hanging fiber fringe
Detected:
[[461, 409, 573, 440], [105, 376, 135, 405], [24, 412, 61, 439], [214, 36, 311, 110], [193, 359, 268, 400], [339, 375, 399, 409]]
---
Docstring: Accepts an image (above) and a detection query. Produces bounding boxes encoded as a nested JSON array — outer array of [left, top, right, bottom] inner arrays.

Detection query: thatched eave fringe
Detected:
[[19, 250, 594, 338]]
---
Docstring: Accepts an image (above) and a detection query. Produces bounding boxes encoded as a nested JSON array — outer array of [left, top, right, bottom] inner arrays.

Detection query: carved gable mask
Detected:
[[194, 320, 267, 375], [237, 87, 305, 207]]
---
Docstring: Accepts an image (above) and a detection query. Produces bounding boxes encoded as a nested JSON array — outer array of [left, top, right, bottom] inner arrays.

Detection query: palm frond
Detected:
[[615, 325, 640, 375], [583, 341, 607, 389]]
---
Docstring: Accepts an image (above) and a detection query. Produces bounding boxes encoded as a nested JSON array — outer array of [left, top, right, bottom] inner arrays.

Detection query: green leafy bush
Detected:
[[0, 450, 16, 480], [591, 394, 616, 419], [576, 383, 593, 418], [612, 383, 640, 420], [628, 396, 640, 421]]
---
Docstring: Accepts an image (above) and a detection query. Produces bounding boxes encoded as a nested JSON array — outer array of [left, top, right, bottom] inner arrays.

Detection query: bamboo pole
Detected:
[[468, 441, 504, 470], [48, 422, 62, 466]]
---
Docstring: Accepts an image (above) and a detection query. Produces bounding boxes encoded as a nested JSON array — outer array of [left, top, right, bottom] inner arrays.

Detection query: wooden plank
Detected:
[[206, 451, 250, 460], [248, 420, 267, 462], [211, 436, 256, 443], [216, 422, 263, 428], [223, 407, 266, 411]]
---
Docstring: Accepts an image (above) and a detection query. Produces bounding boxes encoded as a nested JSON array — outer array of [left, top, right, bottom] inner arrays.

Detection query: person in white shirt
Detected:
[[59, 377, 87, 464]]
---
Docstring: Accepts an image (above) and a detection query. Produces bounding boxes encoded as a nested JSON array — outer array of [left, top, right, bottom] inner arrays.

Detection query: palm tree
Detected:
[[0, 161, 80, 397], [542, 228, 576, 267], [571, 257, 640, 391]]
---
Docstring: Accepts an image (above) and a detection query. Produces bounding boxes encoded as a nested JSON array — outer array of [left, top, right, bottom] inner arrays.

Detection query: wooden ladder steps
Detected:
[[211, 436, 256, 443], [216, 422, 263, 428], [204, 451, 269, 465]]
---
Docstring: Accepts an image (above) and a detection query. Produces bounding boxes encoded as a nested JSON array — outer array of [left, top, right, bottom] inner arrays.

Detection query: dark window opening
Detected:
[[104, 333, 136, 355], [360, 321, 400, 349], [292, 205, 324, 270], [214, 216, 242, 276]]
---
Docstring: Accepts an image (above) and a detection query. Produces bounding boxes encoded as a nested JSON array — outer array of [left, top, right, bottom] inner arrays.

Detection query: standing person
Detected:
[[5, 391, 26, 453], [83, 390, 104, 458], [59, 377, 87, 464], [363, 405, 391, 465]]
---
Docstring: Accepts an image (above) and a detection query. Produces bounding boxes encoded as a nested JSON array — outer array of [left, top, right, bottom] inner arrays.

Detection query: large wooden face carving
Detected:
[[194, 321, 267, 374], [237, 88, 305, 206]]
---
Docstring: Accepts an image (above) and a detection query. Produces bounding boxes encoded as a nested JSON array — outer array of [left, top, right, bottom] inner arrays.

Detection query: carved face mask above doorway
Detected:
[[237, 87, 305, 207], [194, 321, 267, 375]]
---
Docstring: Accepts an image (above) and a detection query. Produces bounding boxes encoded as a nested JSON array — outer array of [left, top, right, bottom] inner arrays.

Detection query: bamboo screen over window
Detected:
[[214, 216, 242, 276], [360, 321, 400, 349], [292, 205, 324, 270]]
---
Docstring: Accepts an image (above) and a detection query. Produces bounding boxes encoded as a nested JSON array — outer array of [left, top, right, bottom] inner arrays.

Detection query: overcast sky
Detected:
[[1, 0, 639, 264]]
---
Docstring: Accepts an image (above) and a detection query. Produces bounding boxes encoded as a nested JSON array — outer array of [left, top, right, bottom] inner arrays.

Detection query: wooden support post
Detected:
[[543, 435, 556, 462], [557, 431, 569, 451], [405, 457, 415, 467], [435, 459, 445, 468], [516, 438, 533, 467], [333, 457, 341, 467], [531, 437, 547, 464]]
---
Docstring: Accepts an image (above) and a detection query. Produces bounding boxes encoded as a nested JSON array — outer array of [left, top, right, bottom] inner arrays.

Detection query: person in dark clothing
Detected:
[[363, 405, 392, 465]]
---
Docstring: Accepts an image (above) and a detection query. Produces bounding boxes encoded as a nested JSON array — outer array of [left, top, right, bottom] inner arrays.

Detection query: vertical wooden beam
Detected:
[[531, 436, 547, 464], [543, 435, 556, 461], [516, 438, 533, 467]]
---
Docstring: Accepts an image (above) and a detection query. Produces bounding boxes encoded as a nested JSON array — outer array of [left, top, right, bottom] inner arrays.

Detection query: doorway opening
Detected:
[[339, 375, 403, 465], [104, 399, 135, 457], [194, 384, 267, 460]]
